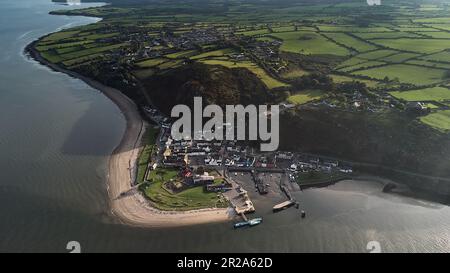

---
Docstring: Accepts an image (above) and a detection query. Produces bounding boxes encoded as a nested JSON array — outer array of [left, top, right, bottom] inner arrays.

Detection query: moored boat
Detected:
[[248, 217, 263, 226], [234, 217, 263, 228]]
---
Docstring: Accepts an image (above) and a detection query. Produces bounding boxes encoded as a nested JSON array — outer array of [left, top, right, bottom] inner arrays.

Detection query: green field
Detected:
[[353, 64, 447, 85], [414, 18, 450, 24], [237, 28, 270, 36], [158, 60, 184, 70], [420, 110, 450, 132], [272, 26, 296, 32], [82, 32, 119, 40], [190, 48, 235, 60], [269, 31, 350, 56], [336, 57, 367, 69], [426, 103, 440, 109], [136, 127, 159, 184], [41, 43, 127, 63], [356, 49, 398, 60], [381, 52, 420, 63], [324, 33, 377, 52], [200, 59, 289, 89], [141, 168, 226, 211], [393, 26, 439, 32], [354, 32, 423, 40], [62, 53, 104, 67], [421, 32, 450, 39], [373, 39, 450, 54], [280, 68, 309, 79], [36, 40, 94, 51], [406, 60, 450, 70], [166, 50, 198, 59], [56, 45, 95, 55], [389, 87, 450, 102], [339, 61, 386, 73], [421, 51, 450, 63], [330, 74, 380, 88], [317, 25, 392, 33], [41, 30, 81, 43], [136, 58, 168, 68], [287, 90, 324, 104], [425, 24, 450, 31]]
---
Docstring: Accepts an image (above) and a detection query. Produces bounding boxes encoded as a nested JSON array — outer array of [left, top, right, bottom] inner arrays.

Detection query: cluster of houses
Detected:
[[160, 130, 256, 170], [313, 90, 398, 113], [247, 40, 280, 60], [167, 28, 223, 50], [406, 102, 432, 115], [241, 38, 288, 75], [137, 27, 224, 58], [281, 153, 353, 176], [142, 107, 255, 170], [88, 24, 225, 63]]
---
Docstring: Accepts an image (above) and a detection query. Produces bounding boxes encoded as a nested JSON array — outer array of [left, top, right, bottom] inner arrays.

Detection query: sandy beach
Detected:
[[26, 42, 234, 228]]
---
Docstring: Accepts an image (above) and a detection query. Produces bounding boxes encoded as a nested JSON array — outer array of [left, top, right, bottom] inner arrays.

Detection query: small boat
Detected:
[[248, 217, 263, 226], [233, 217, 263, 229], [234, 221, 249, 229], [301, 210, 306, 218]]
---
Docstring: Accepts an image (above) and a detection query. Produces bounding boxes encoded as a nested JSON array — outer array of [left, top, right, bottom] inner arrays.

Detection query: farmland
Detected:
[[339, 61, 387, 73], [287, 90, 324, 105], [421, 51, 450, 63], [352, 64, 447, 85], [34, 0, 450, 132], [35, 28, 127, 65], [390, 87, 450, 102], [136, 58, 167, 68], [372, 39, 450, 54], [323, 33, 377, 52], [420, 110, 450, 132], [330, 74, 380, 88], [269, 31, 350, 56]]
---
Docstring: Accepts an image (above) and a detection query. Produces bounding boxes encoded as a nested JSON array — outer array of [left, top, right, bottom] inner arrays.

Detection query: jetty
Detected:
[[273, 200, 295, 212]]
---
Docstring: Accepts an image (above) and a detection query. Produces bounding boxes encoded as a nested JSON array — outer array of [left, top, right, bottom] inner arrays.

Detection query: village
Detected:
[[138, 104, 354, 227]]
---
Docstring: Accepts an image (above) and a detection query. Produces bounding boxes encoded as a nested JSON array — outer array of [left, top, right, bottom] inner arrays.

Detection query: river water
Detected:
[[0, 0, 450, 253]]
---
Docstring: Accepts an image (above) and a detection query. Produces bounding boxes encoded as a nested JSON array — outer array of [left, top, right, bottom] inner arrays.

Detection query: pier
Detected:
[[273, 173, 298, 212], [222, 170, 256, 216], [273, 200, 296, 212]]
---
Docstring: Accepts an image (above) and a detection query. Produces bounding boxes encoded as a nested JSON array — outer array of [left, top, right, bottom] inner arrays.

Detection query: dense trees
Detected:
[[292, 73, 335, 91], [141, 63, 274, 114]]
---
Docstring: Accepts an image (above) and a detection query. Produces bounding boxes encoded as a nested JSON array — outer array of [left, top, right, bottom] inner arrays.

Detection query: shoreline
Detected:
[[25, 42, 234, 228]]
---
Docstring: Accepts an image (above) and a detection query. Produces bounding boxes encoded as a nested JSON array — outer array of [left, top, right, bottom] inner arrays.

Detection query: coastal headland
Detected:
[[26, 41, 235, 228]]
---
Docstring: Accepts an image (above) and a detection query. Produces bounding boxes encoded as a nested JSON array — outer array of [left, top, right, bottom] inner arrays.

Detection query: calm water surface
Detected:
[[0, 0, 449, 253]]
